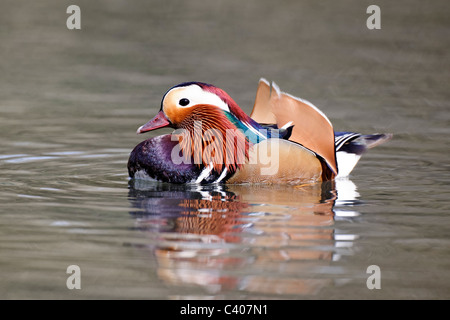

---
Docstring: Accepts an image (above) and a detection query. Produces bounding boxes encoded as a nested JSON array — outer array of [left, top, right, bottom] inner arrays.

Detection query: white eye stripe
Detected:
[[164, 85, 230, 112]]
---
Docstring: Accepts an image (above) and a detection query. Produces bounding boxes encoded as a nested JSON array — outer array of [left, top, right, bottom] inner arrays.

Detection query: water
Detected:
[[1, 0, 449, 299]]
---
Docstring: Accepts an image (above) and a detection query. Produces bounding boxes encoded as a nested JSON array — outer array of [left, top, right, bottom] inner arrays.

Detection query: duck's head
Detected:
[[137, 82, 259, 172], [137, 82, 254, 134]]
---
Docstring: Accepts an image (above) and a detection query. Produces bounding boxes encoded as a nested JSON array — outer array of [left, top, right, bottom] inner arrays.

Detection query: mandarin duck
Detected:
[[128, 79, 392, 184]]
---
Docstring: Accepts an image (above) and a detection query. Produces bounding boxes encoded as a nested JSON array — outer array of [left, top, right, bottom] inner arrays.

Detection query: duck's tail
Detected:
[[335, 132, 393, 178]]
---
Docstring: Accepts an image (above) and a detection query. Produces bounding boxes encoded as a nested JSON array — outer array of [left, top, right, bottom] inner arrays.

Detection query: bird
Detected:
[[128, 79, 392, 184]]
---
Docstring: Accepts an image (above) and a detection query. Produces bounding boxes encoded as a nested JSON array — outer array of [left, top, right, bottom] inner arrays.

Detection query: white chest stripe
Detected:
[[214, 167, 228, 183], [195, 163, 213, 183]]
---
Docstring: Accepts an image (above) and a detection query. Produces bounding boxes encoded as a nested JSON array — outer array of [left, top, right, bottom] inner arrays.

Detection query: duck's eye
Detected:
[[179, 98, 190, 106]]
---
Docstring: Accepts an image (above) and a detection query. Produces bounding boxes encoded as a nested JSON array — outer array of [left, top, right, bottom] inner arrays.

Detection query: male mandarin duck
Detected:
[[128, 79, 392, 184]]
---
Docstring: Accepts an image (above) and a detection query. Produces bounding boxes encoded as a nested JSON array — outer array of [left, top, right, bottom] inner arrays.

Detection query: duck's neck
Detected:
[[173, 105, 249, 174], [197, 83, 267, 141]]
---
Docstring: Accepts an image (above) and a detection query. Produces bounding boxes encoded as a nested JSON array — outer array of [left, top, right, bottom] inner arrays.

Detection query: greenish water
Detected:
[[0, 0, 449, 299]]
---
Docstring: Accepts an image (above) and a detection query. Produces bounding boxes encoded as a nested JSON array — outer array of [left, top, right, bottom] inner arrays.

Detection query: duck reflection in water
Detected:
[[128, 179, 360, 297]]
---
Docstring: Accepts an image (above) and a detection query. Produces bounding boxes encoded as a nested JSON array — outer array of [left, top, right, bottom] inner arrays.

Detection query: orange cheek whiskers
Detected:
[[176, 105, 250, 173]]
